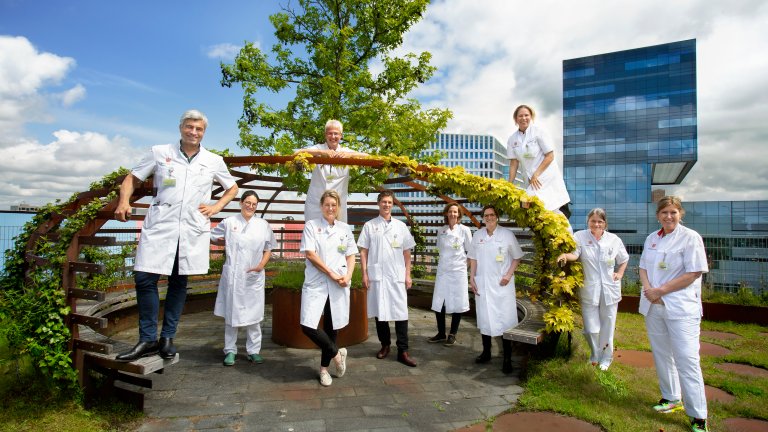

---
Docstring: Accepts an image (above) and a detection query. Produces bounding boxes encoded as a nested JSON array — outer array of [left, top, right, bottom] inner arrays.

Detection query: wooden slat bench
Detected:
[[504, 298, 547, 345]]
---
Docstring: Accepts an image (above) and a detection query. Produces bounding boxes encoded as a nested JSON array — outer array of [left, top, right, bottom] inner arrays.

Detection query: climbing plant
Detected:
[[0, 168, 129, 392]]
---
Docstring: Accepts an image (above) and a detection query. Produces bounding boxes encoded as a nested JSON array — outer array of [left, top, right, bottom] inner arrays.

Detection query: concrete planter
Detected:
[[269, 287, 369, 348]]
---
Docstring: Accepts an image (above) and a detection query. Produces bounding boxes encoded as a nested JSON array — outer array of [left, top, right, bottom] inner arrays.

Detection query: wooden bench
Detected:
[[504, 298, 547, 345], [411, 278, 548, 346], [76, 281, 215, 409]]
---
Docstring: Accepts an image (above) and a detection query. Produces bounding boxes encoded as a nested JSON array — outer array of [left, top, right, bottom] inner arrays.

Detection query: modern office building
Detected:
[[399, 133, 510, 222], [562, 40, 767, 291]]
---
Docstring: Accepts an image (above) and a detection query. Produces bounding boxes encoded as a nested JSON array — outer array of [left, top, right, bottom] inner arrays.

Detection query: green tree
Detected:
[[220, 0, 452, 189]]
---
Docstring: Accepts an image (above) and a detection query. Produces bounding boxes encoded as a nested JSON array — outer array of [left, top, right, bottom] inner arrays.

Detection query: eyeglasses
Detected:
[[483, 214, 497, 219]]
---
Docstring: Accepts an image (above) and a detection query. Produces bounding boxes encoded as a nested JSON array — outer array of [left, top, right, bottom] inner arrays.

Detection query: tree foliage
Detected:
[[220, 0, 452, 191]]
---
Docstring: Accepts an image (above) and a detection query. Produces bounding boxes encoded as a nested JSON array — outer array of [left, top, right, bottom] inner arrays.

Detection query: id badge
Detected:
[[163, 178, 177, 187]]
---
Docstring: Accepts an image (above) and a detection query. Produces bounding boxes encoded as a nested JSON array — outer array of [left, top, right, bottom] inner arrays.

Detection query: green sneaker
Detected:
[[247, 353, 264, 364], [223, 352, 236, 366], [690, 418, 708, 432], [653, 398, 684, 413]]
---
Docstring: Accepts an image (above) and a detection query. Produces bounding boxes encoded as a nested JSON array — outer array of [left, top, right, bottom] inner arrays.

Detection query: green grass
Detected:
[[0, 381, 142, 432], [514, 312, 768, 431]]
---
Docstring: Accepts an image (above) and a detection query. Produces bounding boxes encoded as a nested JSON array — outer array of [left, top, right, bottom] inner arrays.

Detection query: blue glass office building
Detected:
[[562, 40, 767, 291]]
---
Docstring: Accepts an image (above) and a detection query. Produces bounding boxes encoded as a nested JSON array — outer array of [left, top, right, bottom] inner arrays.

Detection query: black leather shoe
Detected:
[[116, 341, 158, 362], [502, 359, 514, 374], [158, 337, 176, 359], [475, 352, 491, 364]]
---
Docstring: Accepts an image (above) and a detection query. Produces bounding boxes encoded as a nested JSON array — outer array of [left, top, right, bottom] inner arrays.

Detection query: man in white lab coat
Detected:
[[296, 119, 366, 223], [358, 190, 418, 367], [114, 110, 239, 361]]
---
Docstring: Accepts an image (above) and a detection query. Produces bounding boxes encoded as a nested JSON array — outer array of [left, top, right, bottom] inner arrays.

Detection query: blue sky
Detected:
[[1, 0, 767, 208]]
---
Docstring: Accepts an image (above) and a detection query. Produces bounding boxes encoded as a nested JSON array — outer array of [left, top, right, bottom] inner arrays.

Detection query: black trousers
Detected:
[[481, 334, 513, 360], [301, 299, 339, 367], [435, 305, 462, 336], [375, 318, 409, 353]]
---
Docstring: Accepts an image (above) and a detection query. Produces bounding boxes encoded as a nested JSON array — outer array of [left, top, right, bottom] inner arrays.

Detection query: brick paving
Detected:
[[112, 306, 524, 432]]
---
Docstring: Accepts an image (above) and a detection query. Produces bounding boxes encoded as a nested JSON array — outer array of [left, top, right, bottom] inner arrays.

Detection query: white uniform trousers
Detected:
[[223, 323, 262, 355], [645, 304, 707, 419], [582, 294, 618, 367]]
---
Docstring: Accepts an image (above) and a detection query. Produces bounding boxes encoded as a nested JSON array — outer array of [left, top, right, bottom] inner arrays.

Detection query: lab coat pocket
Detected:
[[368, 263, 382, 281], [395, 265, 406, 283], [187, 207, 211, 234]]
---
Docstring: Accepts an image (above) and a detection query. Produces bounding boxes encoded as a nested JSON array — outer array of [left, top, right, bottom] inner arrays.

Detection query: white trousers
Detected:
[[645, 304, 707, 419], [582, 296, 618, 366], [224, 322, 262, 355]]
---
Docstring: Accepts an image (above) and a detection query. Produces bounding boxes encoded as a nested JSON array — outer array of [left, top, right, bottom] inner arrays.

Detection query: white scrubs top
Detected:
[[132, 143, 237, 275], [639, 224, 709, 318], [300, 218, 359, 329], [571, 230, 629, 306], [304, 143, 353, 222], [506, 124, 570, 211], [358, 216, 416, 322], [432, 224, 472, 314], [211, 215, 274, 327], [468, 227, 524, 336]]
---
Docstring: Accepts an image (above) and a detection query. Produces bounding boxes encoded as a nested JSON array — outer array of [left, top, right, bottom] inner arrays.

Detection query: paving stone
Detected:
[[112, 307, 526, 431]]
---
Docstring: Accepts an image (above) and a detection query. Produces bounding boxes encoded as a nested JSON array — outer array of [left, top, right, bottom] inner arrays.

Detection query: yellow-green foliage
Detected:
[[254, 153, 584, 334]]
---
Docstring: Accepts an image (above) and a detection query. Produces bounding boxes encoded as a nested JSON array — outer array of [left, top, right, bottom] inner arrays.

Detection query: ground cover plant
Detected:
[[515, 312, 768, 431]]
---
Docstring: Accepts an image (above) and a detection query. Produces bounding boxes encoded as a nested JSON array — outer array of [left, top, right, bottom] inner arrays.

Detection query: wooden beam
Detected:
[[70, 314, 108, 329], [69, 261, 106, 274], [73, 338, 113, 354], [78, 236, 117, 246], [68, 288, 106, 301]]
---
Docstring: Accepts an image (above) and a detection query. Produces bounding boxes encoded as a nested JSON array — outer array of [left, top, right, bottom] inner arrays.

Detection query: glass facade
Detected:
[[563, 40, 767, 292]]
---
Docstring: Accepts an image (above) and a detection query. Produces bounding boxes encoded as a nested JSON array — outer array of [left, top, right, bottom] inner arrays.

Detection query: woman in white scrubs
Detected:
[[506, 104, 571, 217], [468, 205, 524, 374], [300, 190, 358, 386], [557, 208, 628, 370], [428, 203, 472, 347], [639, 196, 709, 432], [211, 191, 275, 366]]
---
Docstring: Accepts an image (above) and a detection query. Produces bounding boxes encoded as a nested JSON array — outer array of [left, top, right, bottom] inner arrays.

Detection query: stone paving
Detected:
[[112, 306, 524, 432]]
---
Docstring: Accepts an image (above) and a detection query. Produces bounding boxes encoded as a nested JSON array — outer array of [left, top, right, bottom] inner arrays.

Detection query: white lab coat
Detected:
[[300, 218, 359, 329], [468, 227, 524, 336], [358, 216, 416, 321], [211, 215, 274, 327], [506, 124, 570, 211], [571, 230, 629, 307], [133, 143, 237, 275], [639, 225, 709, 318], [431, 224, 472, 314], [304, 143, 353, 222]]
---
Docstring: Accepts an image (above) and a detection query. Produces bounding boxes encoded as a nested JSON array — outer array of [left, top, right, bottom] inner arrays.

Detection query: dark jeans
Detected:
[[435, 305, 462, 336], [301, 299, 339, 367], [135, 247, 188, 342], [376, 318, 409, 353]]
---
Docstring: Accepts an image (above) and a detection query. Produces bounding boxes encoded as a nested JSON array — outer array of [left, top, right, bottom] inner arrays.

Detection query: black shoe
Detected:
[[475, 352, 491, 364], [116, 341, 159, 362], [427, 333, 447, 343], [502, 359, 514, 374], [158, 337, 176, 359]]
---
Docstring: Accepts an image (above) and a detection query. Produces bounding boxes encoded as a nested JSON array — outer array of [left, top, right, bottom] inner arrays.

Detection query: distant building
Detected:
[[563, 39, 767, 292], [10, 202, 40, 212]]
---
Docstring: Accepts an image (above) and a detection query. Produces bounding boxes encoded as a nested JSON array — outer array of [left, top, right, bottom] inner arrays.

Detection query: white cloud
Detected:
[[0, 130, 144, 208], [58, 84, 86, 107], [401, 0, 768, 200], [206, 43, 244, 60]]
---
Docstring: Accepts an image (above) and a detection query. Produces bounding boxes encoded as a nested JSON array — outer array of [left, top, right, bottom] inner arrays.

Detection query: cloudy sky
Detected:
[[1, 0, 766, 209]]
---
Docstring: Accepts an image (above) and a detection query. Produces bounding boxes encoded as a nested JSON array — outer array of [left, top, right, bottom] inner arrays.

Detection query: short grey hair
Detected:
[[180, 110, 208, 128], [587, 207, 608, 226], [325, 119, 343, 134]]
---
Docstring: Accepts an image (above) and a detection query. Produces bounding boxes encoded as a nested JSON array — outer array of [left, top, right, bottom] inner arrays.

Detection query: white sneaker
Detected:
[[335, 348, 347, 378], [598, 363, 610, 371], [319, 371, 332, 387]]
